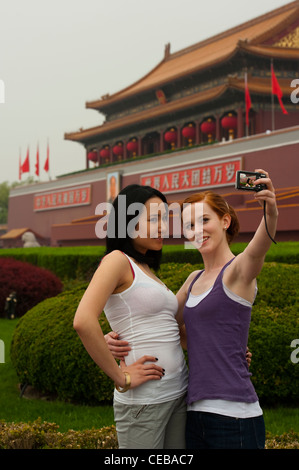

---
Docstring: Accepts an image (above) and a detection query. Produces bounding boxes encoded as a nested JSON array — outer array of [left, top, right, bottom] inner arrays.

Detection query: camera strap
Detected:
[[263, 201, 277, 244]]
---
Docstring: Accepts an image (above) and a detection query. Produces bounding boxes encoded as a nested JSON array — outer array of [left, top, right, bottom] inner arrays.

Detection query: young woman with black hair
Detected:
[[74, 184, 188, 449]]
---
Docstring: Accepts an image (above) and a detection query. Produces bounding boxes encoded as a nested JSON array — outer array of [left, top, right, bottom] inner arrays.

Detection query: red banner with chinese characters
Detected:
[[34, 185, 91, 211], [140, 158, 241, 194]]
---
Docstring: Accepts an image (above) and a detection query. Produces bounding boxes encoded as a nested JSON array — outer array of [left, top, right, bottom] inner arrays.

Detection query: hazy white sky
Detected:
[[0, 0, 292, 184]]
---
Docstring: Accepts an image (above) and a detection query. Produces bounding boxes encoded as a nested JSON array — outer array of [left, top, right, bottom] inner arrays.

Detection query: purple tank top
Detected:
[[183, 258, 258, 405]]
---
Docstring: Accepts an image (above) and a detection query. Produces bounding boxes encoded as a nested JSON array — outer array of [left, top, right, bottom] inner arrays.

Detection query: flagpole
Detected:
[[271, 59, 275, 131], [48, 138, 51, 181], [245, 68, 249, 137], [28, 145, 31, 180], [44, 138, 51, 181], [36, 142, 40, 182]]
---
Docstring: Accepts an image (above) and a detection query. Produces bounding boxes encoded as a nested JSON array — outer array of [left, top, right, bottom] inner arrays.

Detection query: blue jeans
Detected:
[[186, 411, 265, 449]]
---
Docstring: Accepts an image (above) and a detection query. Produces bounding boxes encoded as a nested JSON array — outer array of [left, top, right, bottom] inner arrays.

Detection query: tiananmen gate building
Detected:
[[5, 1, 299, 247]]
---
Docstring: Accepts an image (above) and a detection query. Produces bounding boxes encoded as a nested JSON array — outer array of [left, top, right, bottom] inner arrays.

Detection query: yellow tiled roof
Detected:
[[87, 1, 299, 109], [65, 75, 292, 142]]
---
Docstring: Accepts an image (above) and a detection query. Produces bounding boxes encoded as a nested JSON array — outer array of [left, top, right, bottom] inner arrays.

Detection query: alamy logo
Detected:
[[95, 198, 204, 248], [0, 80, 4, 104], [290, 79, 299, 104], [0, 340, 4, 364], [290, 339, 299, 364]]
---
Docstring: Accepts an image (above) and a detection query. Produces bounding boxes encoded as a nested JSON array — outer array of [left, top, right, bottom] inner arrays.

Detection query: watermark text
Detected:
[[0, 339, 4, 364], [290, 339, 299, 364], [291, 79, 299, 104], [95, 198, 204, 249]]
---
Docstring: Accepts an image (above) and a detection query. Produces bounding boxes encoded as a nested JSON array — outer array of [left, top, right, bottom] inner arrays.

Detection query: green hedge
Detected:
[[10, 262, 299, 406], [1, 419, 298, 449], [0, 247, 105, 280], [247, 262, 299, 404], [10, 283, 114, 405], [0, 419, 117, 449], [1, 241, 299, 280]]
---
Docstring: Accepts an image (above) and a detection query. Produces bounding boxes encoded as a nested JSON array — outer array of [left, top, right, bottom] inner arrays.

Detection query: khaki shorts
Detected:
[[113, 394, 187, 449]]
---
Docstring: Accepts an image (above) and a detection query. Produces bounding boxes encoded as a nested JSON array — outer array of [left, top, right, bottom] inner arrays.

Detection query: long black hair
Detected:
[[106, 184, 167, 270]]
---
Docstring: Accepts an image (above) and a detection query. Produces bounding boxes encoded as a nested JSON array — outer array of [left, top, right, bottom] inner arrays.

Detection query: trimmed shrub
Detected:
[[0, 257, 63, 317], [249, 304, 298, 405], [10, 262, 299, 406], [1, 241, 299, 280], [265, 431, 299, 449], [1, 419, 298, 449], [0, 418, 299, 449], [0, 419, 117, 449], [10, 283, 113, 404], [158, 262, 202, 292], [0, 247, 104, 281], [254, 262, 299, 308]]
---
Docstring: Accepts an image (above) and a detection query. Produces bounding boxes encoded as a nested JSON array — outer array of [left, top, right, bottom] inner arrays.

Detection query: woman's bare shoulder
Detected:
[[100, 249, 128, 265]]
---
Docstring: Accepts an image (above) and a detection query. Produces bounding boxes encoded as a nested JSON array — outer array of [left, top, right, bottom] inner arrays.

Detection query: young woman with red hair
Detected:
[[175, 168, 278, 449]]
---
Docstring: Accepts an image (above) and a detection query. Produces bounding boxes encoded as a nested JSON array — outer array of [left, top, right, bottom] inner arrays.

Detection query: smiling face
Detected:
[[131, 196, 168, 254], [182, 201, 231, 252]]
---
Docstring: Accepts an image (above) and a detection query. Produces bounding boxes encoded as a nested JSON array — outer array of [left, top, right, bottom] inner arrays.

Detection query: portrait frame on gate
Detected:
[[106, 171, 120, 204]]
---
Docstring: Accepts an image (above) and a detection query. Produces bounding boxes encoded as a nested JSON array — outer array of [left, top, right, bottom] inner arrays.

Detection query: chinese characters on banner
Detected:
[[34, 185, 91, 211], [140, 159, 241, 193]]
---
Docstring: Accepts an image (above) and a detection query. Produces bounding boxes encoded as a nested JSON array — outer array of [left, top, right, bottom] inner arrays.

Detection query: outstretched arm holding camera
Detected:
[[226, 169, 278, 287], [176, 171, 275, 449]]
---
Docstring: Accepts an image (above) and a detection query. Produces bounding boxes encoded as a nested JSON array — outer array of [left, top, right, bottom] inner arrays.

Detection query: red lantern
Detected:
[[100, 147, 109, 159], [87, 151, 98, 163], [113, 143, 123, 159], [99, 147, 110, 163], [182, 124, 195, 144], [182, 126, 194, 138], [201, 119, 216, 143], [221, 113, 237, 139], [127, 139, 138, 156], [164, 129, 177, 149]]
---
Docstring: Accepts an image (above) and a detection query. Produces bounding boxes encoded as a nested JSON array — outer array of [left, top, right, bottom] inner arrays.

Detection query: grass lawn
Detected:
[[0, 319, 298, 436]]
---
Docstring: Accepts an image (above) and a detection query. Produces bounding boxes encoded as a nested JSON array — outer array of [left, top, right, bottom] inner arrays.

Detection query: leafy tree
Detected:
[[0, 182, 9, 224], [0, 177, 36, 223]]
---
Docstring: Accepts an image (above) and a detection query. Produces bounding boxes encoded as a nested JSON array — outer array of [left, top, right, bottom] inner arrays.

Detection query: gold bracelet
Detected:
[[115, 372, 131, 393]]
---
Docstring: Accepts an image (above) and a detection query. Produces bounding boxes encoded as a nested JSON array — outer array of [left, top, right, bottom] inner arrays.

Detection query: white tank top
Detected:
[[104, 254, 188, 405]]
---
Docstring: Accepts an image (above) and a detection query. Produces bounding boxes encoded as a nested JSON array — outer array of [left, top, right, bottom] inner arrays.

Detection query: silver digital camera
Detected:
[[235, 171, 267, 192]]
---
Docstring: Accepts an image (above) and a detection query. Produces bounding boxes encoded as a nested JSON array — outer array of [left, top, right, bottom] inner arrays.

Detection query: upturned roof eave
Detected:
[[85, 48, 242, 111], [65, 84, 229, 143], [86, 43, 299, 113], [228, 76, 292, 95], [65, 76, 293, 144], [238, 40, 299, 59], [85, 2, 299, 111]]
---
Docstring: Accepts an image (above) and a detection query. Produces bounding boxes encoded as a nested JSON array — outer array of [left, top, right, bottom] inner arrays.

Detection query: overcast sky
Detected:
[[0, 0, 292, 184]]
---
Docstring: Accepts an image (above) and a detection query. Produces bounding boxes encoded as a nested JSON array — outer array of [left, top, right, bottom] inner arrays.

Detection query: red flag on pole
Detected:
[[271, 63, 288, 115], [44, 141, 49, 172], [35, 144, 40, 177], [21, 147, 30, 174], [245, 73, 252, 127]]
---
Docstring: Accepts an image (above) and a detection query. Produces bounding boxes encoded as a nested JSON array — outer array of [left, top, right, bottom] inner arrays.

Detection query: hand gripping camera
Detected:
[[235, 171, 267, 192], [235, 170, 276, 244]]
